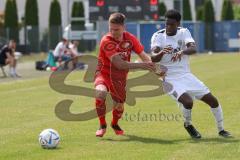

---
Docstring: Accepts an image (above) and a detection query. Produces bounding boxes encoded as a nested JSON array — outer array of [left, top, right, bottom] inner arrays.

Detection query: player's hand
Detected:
[[161, 46, 173, 55], [171, 51, 183, 62], [155, 64, 167, 77]]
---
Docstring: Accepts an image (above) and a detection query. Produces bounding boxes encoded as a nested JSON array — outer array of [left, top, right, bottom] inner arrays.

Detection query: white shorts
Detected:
[[163, 73, 210, 101]]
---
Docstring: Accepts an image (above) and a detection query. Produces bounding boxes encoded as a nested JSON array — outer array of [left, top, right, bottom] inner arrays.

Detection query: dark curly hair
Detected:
[[165, 9, 181, 22]]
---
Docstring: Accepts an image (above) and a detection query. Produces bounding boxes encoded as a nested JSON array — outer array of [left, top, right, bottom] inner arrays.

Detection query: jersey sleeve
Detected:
[[183, 28, 195, 44], [131, 35, 144, 55], [151, 33, 161, 50]]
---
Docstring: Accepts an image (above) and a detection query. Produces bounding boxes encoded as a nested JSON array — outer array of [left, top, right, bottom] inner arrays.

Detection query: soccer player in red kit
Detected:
[[95, 13, 155, 137]]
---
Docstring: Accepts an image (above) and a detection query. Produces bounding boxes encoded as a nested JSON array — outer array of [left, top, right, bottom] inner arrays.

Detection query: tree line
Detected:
[[3, 0, 85, 51], [1, 0, 239, 52]]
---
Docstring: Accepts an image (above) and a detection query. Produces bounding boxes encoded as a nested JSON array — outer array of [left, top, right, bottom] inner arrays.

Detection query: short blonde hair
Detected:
[[109, 12, 126, 25]]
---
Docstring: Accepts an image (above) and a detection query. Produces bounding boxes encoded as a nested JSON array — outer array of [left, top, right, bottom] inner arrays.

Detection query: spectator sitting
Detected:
[[0, 40, 20, 78], [53, 38, 71, 66], [69, 40, 82, 69]]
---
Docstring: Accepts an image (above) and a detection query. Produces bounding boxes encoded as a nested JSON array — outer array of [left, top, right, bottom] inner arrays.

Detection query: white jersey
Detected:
[[53, 42, 67, 57], [151, 27, 195, 79]]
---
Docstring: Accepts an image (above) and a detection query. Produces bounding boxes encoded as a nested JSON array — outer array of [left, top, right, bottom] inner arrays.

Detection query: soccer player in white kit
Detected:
[[151, 10, 231, 138]]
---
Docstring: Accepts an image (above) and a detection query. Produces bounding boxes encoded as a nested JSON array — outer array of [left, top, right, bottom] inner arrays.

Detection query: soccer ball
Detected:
[[39, 129, 60, 149]]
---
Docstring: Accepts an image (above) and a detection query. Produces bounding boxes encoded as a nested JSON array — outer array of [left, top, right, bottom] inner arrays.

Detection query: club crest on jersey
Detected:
[[177, 40, 184, 48], [119, 40, 133, 51]]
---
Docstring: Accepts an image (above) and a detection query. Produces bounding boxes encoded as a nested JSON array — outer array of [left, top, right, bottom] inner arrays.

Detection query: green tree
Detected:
[[12, 0, 18, 22], [49, 0, 62, 49], [25, 0, 38, 25], [203, 0, 215, 51], [158, 2, 166, 20], [196, 6, 204, 21], [71, 1, 85, 30], [25, 0, 39, 52], [221, 0, 234, 20], [183, 0, 192, 20], [71, 1, 86, 51], [4, 0, 19, 42], [49, 0, 61, 26], [203, 0, 215, 22]]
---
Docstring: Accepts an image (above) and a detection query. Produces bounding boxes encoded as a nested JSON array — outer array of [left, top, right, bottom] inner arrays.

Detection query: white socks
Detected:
[[211, 105, 224, 132], [179, 102, 224, 132], [9, 67, 16, 75], [180, 105, 192, 126]]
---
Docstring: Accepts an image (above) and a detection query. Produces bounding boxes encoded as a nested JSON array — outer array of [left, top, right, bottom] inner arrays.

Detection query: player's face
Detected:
[[165, 18, 180, 36], [109, 23, 125, 40]]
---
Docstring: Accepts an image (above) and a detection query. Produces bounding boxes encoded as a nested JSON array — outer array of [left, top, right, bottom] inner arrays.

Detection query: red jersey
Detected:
[[96, 31, 144, 79]]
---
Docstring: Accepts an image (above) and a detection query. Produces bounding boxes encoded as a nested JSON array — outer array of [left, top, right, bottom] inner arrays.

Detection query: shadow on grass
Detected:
[[40, 146, 63, 151], [189, 137, 239, 144], [103, 134, 187, 144], [102, 134, 239, 145]]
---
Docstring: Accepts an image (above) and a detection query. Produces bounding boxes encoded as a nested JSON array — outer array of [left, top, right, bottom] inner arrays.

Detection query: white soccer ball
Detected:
[[39, 129, 60, 149]]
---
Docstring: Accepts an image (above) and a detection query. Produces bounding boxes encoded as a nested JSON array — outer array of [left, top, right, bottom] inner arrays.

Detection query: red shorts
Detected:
[[94, 74, 126, 103]]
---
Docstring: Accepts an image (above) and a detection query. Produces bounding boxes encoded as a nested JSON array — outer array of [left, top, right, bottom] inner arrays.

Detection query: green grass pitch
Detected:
[[0, 53, 239, 160]]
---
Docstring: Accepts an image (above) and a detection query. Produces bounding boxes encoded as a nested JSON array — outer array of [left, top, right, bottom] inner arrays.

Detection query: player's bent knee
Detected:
[[95, 90, 107, 99], [113, 103, 124, 111], [181, 98, 193, 109], [202, 93, 219, 108], [209, 95, 219, 108], [182, 99, 193, 109], [95, 84, 107, 91], [178, 93, 193, 109], [95, 85, 108, 99]]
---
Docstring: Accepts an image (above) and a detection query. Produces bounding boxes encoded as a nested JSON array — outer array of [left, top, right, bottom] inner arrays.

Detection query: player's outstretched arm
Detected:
[[138, 51, 166, 77], [137, 51, 152, 62], [111, 54, 155, 71]]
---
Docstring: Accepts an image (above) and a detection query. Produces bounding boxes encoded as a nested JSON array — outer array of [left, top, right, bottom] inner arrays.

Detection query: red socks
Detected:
[[96, 98, 124, 126], [95, 98, 106, 126], [111, 108, 124, 125]]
